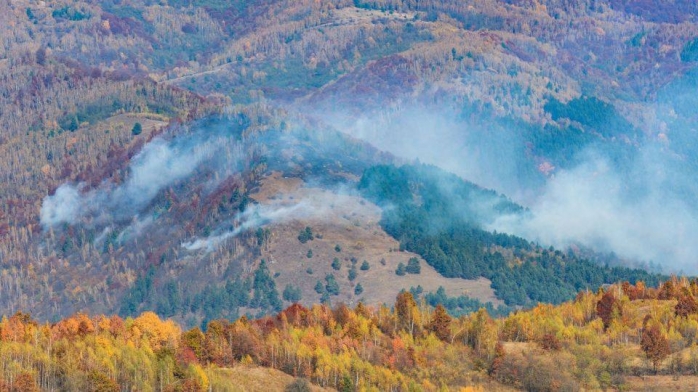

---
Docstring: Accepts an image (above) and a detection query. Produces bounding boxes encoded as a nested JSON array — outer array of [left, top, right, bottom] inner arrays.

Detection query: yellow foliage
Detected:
[[190, 363, 210, 391], [130, 311, 180, 350]]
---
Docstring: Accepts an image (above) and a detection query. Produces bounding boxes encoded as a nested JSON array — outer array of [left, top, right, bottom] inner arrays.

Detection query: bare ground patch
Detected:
[[252, 172, 502, 308]]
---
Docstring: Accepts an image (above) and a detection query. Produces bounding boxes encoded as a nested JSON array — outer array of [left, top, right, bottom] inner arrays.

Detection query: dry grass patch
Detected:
[[252, 172, 502, 308]]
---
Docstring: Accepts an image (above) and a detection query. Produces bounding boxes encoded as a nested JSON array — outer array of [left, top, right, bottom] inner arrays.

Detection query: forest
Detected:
[[0, 3, 697, 384], [358, 164, 664, 306], [0, 279, 696, 391]]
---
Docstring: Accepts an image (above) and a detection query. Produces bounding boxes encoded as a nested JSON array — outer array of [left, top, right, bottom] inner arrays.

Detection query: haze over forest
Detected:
[[2, 0, 698, 390]]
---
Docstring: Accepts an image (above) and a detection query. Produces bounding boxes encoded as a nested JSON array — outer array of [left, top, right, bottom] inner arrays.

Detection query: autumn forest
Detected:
[[3, 0, 698, 390]]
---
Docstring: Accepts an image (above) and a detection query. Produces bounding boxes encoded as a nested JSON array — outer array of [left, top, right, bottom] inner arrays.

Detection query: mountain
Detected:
[[3, 0, 698, 390], [0, 0, 696, 329]]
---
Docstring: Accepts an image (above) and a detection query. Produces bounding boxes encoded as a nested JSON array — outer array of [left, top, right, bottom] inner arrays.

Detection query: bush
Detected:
[[354, 283, 364, 295], [396, 263, 406, 276], [298, 227, 314, 243], [348, 268, 357, 281], [332, 258, 342, 270], [335, 244, 342, 252], [406, 258, 421, 274], [131, 122, 142, 136], [325, 274, 340, 296], [306, 249, 313, 258], [283, 285, 302, 302], [360, 261, 370, 271]]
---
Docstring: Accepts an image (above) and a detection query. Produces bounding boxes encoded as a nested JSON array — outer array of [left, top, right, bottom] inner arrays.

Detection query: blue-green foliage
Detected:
[[681, 38, 698, 62], [325, 274, 340, 296], [422, 287, 513, 318], [52, 6, 90, 21], [544, 95, 637, 139], [283, 284, 302, 302], [120, 266, 155, 316], [250, 260, 283, 311], [359, 163, 663, 307]]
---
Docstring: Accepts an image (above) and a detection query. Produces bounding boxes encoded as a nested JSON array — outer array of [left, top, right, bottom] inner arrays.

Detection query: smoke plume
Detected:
[[324, 104, 698, 274], [40, 125, 243, 230]]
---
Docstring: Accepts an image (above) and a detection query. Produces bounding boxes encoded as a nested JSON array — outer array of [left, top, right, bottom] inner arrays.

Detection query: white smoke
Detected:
[[491, 155, 698, 273], [40, 132, 236, 230], [182, 187, 362, 252], [322, 104, 698, 273]]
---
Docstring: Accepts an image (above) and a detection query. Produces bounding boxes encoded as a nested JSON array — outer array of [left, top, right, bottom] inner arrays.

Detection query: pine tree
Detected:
[[396, 263, 406, 276], [131, 122, 142, 136]]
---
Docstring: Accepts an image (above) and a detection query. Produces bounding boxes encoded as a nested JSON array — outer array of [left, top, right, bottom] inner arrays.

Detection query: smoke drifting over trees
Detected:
[[41, 135, 236, 228], [328, 102, 698, 273]]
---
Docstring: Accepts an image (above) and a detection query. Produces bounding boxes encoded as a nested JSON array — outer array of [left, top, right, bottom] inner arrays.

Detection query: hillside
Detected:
[[0, 0, 696, 338], [251, 172, 503, 308], [0, 279, 697, 391]]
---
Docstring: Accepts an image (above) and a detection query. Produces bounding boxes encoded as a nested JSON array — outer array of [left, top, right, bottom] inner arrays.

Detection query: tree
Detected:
[[325, 274, 339, 296], [360, 261, 370, 270], [406, 258, 421, 274], [283, 285, 302, 302], [348, 268, 357, 281], [540, 333, 561, 351], [396, 291, 420, 336], [641, 324, 670, 373], [428, 304, 451, 341], [396, 263, 406, 276], [675, 290, 698, 318], [489, 341, 506, 378], [314, 280, 324, 294], [13, 373, 39, 392], [596, 290, 620, 330], [306, 249, 313, 258], [68, 116, 79, 132], [35, 47, 46, 65], [88, 370, 119, 392], [298, 227, 313, 243], [181, 327, 205, 360], [131, 122, 142, 136], [354, 283, 364, 295], [332, 258, 342, 271]]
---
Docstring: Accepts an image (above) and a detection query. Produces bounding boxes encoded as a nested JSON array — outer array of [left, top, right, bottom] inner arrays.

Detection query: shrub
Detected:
[[131, 122, 142, 136], [396, 263, 406, 276], [406, 258, 421, 274], [332, 258, 342, 271], [348, 268, 357, 281], [298, 227, 314, 243]]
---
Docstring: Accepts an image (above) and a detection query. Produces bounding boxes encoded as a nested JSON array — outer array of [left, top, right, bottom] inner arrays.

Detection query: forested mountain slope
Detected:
[[0, 0, 696, 327]]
